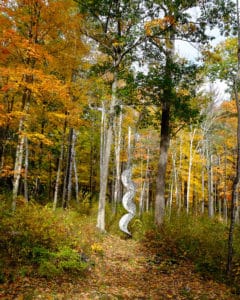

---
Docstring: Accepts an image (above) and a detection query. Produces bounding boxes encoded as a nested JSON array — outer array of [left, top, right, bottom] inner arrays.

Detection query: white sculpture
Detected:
[[119, 168, 136, 235]]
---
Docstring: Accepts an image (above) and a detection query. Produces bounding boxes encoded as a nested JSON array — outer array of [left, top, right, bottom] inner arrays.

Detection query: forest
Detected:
[[1, 0, 240, 299]]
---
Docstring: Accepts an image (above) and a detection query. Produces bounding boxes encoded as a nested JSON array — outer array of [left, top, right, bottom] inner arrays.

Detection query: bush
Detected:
[[143, 211, 240, 284], [0, 202, 93, 278]]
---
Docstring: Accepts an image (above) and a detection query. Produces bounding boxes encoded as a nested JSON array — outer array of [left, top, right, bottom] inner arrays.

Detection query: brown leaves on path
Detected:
[[0, 234, 236, 299]]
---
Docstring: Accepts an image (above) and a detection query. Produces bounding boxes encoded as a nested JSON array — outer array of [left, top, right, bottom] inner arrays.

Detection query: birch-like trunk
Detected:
[[223, 146, 228, 222], [62, 128, 74, 208], [201, 166, 205, 214], [67, 128, 77, 204], [12, 101, 30, 210], [139, 147, 150, 215], [97, 71, 118, 232], [24, 136, 29, 202], [206, 140, 214, 218], [113, 106, 123, 212], [178, 136, 183, 214], [73, 147, 79, 203], [186, 127, 196, 214], [53, 134, 65, 210]]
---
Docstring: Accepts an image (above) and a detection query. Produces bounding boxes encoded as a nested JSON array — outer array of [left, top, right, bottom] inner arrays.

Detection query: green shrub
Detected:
[[36, 246, 88, 278]]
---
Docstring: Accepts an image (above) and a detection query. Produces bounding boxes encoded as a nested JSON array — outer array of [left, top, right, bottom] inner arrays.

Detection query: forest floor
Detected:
[[0, 234, 238, 299]]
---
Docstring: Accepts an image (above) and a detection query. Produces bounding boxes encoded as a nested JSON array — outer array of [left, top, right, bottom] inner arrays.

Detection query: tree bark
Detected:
[[97, 71, 118, 232], [113, 106, 123, 212], [12, 100, 30, 210], [155, 101, 171, 226], [186, 127, 196, 214], [227, 0, 240, 275]]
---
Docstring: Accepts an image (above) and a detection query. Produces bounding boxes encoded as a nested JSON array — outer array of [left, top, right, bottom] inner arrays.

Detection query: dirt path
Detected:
[[0, 234, 236, 299]]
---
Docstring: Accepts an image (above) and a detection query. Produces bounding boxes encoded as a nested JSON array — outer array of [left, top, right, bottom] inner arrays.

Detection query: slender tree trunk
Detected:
[[73, 147, 79, 203], [186, 127, 196, 214], [113, 106, 123, 212], [53, 137, 64, 210], [24, 136, 29, 202], [223, 146, 228, 222], [172, 150, 179, 209], [206, 140, 214, 218], [201, 166, 205, 214], [140, 147, 150, 215], [67, 128, 76, 204], [62, 128, 74, 208], [12, 100, 30, 210], [178, 135, 183, 214]]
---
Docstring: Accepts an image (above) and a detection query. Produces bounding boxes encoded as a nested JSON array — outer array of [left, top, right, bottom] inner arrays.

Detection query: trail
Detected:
[[0, 235, 236, 299]]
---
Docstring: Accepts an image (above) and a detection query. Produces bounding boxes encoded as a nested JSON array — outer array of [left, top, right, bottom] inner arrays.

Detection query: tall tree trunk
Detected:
[[201, 166, 205, 214], [53, 136, 64, 210], [155, 43, 174, 226], [62, 128, 74, 208], [155, 102, 171, 226], [113, 106, 123, 213], [12, 100, 30, 210], [97, 70, 118, 232], [73, 146, 79, 204], [24, 136, 29, 202], [140, 147, 150, 215], [178, 135, 183, 214], [207, 141, 214, 218], [227, 0, 240, 276], [186, 127, 196, 214]]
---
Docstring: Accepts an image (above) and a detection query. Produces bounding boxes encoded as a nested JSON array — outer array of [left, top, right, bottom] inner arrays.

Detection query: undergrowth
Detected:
[[142, 210, 240, 291], [0, 201, 99, 281]]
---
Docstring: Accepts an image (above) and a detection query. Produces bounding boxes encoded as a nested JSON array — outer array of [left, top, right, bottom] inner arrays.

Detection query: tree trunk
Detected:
[[113, 106, 123, 212], [12, 100, 30, 210], [97, 70, 118, 232], [73, 146, 79, 203], [62, 128, 74, 208], [53, 131, 65, 210], [155, 102, 171, 226], [227, 0, 240, 274], [140, 147, 150, 215], [24, 136, 29, 202], [186, 127, 196, 214], [201, 166, 205, 214], [207, 141, 214, 218]]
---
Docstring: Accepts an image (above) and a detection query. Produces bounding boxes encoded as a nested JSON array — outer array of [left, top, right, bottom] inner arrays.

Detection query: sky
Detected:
[[176, 29, 230, 102]]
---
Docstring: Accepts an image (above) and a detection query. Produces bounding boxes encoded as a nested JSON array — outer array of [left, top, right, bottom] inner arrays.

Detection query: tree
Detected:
[[0, 0, 88, 208], [138, 0, 236, 226], [75, 0, 145, 232]]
